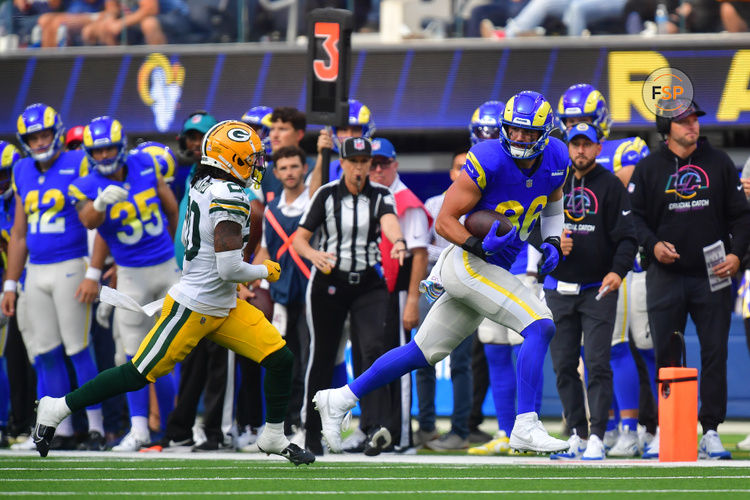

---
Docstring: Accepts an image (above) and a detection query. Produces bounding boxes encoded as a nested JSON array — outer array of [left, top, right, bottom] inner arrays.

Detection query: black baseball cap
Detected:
[[340, 137, 372, 159]]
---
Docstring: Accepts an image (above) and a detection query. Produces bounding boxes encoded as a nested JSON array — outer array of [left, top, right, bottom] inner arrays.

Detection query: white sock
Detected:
[[56, 416, 74, 437], [264, 422, 285, 436], [130, 416, 149, 438], [342, 385, 358, 404], [86, 408, 104, 434]]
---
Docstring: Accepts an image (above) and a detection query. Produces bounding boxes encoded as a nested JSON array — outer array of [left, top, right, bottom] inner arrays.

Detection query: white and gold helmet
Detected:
[[201, 120, 266, 187]]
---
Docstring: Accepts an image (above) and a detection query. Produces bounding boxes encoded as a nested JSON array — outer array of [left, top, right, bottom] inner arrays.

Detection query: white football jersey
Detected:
[[169, 176, 251, 316]]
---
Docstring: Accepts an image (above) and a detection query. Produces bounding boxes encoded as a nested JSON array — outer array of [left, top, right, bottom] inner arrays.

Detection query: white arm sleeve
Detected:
[[540, 197, 563, 241], [215, 249, 269, 283]]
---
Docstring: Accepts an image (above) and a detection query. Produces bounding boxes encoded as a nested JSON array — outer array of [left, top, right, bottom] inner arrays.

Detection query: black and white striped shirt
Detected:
[[299, 177, 396, 273]]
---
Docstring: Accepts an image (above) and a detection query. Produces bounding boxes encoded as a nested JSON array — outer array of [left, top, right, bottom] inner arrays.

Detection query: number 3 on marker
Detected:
[[313, 22, 339, 82]]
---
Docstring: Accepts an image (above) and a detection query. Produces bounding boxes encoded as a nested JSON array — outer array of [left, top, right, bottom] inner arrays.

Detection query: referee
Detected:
[[293, 137, 407, 456]]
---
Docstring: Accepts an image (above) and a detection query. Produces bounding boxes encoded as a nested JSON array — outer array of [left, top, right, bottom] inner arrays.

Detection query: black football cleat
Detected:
[[32, 423, 56, 458], [278, 443, 316, 466], [258, 441, 316, 466]]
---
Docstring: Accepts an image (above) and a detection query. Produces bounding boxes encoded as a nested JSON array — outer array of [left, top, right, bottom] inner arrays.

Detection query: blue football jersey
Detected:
[[464, 137, 569, 268], [597, 136, 649, 174], [12, 150, 89, 264], [69, 151, 174, 268]]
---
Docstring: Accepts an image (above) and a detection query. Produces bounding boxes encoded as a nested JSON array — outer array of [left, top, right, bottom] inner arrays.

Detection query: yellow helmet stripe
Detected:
[[110, 119, 122, 143], [584, 91, 603, 114], [1, 144, 18, 168], [43, 107, 56, 129], [16, 115, 26, 135], [83, 125, 94, 148], [531, 101, 552, 127]]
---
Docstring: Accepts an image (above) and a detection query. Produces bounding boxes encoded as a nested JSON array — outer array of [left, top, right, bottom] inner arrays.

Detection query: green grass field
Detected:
[[2, 454, 750, 499]]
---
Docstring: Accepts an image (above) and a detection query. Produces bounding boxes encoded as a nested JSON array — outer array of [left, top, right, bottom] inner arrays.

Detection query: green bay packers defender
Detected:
[[33, 121, 315, 465]]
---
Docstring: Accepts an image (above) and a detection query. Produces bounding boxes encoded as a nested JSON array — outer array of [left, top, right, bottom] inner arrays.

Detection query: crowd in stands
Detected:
[[0, 0, 748, 49]]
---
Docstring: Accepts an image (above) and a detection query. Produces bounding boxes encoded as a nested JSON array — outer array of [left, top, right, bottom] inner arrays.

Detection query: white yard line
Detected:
[[3, 450, 750, 467], [3, 476, 750, 481], [2, 490, 750, 496]]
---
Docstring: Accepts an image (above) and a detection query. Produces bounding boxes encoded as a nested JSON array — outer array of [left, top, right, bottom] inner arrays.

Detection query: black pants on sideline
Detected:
[[468, 332, 489, 432], [646, 264, 732, 432], [283, 301, 310, 433], [236, 356, 263, 430], [166, 338, 233, 444], [629, 336, 658, 434], [379, 289, 412, 449], [304, 269, 389, 452], [5, 314, 36, 436], [548, 287, 616, 439]]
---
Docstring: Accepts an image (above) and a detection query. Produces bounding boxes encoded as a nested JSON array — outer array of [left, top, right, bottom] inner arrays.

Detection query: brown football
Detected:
[[464, 209, 514, 238], [247, 287, 274, 322]]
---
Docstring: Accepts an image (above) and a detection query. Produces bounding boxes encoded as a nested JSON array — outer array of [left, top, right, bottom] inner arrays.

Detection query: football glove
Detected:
[[539, 237, 562, 275], [95, 302, 113, 329], [93, 185, 129, 212], [482, 224, 517, 255], [263, 260, 281, 283]]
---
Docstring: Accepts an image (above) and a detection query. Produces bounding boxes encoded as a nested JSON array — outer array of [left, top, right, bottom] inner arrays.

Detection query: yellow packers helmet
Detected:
[[201, 120, 266, 187]]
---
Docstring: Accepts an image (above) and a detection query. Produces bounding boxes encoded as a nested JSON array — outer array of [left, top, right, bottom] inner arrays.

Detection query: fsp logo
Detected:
[[641, 67, 694, 118]]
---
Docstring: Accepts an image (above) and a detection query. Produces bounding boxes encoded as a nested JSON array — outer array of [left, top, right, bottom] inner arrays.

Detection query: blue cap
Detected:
[[371, 138, 396, 159], [566, 122, 600, 144]]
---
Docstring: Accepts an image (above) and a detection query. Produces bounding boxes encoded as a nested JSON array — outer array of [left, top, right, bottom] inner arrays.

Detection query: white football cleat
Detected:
[[550, 431, 587, 460], [509, 412, 569, 453], [111, 430, 150, 452], [698, 430, 732, 460], [313, 388, 355, 453], [602, 428, 619, 452], [737, 434, 750, 451], [642, 429, 659, 459], [581, 434, 606, 460], [608, 425, 639, 457]]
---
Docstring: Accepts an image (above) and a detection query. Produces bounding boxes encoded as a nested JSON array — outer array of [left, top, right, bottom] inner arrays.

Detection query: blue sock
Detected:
[[621, 417, 638, 431], [125, 356, 149, 418], [154, 373, 176, 431], [70, 347, 101, 410], [0, 357, 9, 426], [516, 319, 554, 414], [349, 340, 429, 399], [485, 344, 515, 436], [331, 362, 347, 388], [638, 347, 657, 401], [611, 342, 639, 414], [37, 345, 71, 398], [34, 355, 46, 399], [513, 344, 543, 413]]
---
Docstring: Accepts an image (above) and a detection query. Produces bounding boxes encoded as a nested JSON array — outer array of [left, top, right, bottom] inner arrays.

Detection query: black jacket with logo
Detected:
[[629, 138, 750, 276], [552, 164, 638, 284]]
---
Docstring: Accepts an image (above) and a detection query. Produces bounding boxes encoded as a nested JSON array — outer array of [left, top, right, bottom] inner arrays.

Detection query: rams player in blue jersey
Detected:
[[132, 141, 179, 191], [314, 91, 571, 454], [0, 141, 21, 448], [557, 84, 652, 457], [1, 103, 105, 451], [68, 116, 180, 451]]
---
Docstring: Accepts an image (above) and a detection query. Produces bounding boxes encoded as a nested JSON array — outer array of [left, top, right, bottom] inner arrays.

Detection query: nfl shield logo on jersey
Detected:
[[328, 286, 336, 295]]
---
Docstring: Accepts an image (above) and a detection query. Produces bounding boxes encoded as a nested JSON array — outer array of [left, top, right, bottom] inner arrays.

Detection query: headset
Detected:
[[655, 99, 704, 138]]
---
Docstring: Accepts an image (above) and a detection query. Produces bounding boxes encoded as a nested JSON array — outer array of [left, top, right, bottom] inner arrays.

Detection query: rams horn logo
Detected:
[[228, 128, 251, 142]]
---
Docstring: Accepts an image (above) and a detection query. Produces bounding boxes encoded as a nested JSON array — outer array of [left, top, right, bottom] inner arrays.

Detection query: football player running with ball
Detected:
[[33, 121, 315, 465], [314, 91, 570, 454]]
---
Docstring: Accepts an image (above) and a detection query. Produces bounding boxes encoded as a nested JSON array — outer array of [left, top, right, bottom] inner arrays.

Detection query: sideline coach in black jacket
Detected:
[[629, 99, 750, 459], [545, 122, 638, 459]]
